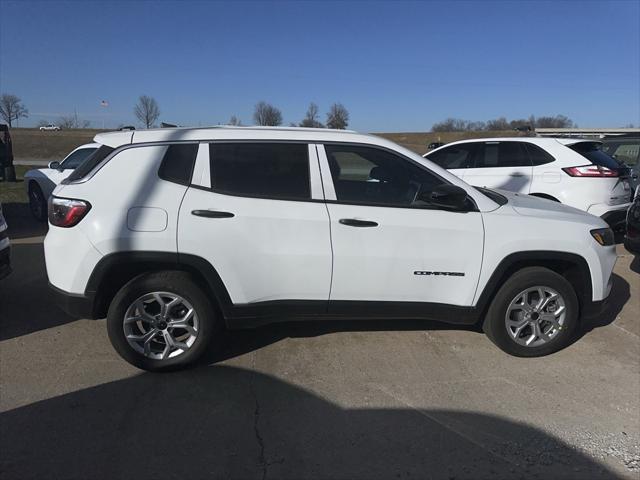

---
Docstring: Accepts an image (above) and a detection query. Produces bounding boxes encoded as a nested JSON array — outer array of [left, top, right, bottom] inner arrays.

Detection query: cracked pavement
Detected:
[[0, 232, 638, 479]]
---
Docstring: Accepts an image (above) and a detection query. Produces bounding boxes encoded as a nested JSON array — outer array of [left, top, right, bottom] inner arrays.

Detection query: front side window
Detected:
[[61, 147, 98, 169], [427, 144, 476, 169], [473, 142, 531, 168], [324, 144, 446, 208], [209, 143, 310, 200]]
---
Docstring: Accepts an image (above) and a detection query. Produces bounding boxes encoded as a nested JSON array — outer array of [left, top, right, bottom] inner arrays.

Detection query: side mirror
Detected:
[[426, 184, 470, 211], [48, 161, 62, 171]]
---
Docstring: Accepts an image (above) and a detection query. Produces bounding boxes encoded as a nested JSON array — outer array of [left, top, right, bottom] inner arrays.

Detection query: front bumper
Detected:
[[49, 282, 95, 319], [588, 202, 631, 231]]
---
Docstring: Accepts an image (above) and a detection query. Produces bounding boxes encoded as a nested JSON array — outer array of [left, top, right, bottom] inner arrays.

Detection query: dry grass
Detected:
[[10, 128, 106, 160], [7, 128, 523, 160]]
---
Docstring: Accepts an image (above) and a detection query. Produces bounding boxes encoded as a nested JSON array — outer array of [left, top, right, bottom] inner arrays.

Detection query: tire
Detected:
[[107, 271, 219, 371], [28, 182, 47, 222], [482, 267, 579, 357]]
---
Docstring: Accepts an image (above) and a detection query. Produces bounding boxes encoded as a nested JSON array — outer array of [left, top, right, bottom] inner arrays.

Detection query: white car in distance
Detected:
[[424, 137, 633, 229], [39, 124, 61, 131], [24, 143, 99, 221]]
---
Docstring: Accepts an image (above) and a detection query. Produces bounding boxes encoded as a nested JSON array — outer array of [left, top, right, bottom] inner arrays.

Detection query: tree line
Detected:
[[431, 115, 576, 132]]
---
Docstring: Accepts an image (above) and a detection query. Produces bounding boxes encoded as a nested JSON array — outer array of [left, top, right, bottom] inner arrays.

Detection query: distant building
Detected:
[[535, 128, 640, 138]]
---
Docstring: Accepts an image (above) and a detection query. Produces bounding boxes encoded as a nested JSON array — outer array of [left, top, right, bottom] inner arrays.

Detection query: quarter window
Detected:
[[158, 143, 198, 186], [209, 143, 310, 200], [524, 143, 555, 166], [324, 144, 446, 208]]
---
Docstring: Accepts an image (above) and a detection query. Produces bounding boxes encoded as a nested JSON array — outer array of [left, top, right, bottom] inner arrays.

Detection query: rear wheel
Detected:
[[28, 183, 47, 222], [107, 271, 218, 371], [483, 267, 579, 357]]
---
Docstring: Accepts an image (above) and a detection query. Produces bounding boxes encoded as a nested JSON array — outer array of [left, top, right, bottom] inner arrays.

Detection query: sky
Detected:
[[1, 0, 639, 131]]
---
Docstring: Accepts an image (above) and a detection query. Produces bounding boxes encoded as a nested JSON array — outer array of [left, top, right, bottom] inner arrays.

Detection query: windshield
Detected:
[[60, 147, 98, 169], [568, 142, 621, 169]]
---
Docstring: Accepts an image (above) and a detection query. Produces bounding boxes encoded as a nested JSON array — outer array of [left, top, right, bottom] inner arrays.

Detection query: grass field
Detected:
[[1, 166, 30, 204], [8, 128, 522, 160], [9, 128, 106, 160]]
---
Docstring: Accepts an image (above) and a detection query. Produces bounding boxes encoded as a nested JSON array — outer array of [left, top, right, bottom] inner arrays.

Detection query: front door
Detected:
[[318, 143, 484, 311]]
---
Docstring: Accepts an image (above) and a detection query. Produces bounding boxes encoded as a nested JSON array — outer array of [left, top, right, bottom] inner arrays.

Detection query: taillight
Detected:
[[48, 196, 91, 227], [562, 165, 619, 177]]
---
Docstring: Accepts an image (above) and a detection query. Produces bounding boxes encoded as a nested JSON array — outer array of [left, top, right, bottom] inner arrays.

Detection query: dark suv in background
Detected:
[[601, 135, 640, 191]]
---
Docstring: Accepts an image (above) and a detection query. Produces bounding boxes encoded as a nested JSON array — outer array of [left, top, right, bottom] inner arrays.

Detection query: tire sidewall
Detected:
[[484, 268, 579, 357], [29, 184, 47, 222], [107, 272, 215, 371]]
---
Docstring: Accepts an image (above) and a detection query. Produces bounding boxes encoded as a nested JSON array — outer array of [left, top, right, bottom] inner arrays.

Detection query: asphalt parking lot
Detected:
[[1, 212, 639, 479]]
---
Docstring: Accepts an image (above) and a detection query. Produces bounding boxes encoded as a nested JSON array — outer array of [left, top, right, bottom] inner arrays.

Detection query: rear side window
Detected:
[[427, 144, 476, 169], [209, 143, 310, 200], [64, 145, 115, 183], [568, 142, 620, 169], [524, 143, 555, 166], [158, 143, 198, 186], [473, 142, 531, 168]]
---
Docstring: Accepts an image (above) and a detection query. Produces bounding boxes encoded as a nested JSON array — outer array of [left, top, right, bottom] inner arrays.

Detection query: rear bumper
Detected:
[[0, 245, 11, 280], [49, 282, 96, 319]]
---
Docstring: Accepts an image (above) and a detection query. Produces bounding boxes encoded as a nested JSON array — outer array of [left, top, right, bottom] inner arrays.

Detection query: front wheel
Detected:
[[107, 271, 218, 371], [483, 267, 579, 357]]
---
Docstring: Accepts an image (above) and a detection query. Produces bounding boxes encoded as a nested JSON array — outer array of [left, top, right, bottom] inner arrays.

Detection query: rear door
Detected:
[[463, 141, 533, 193], [178, 142, 332, 310]]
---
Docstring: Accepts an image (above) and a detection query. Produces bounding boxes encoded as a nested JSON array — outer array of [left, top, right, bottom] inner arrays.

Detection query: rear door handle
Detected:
[[339, 218, 378, 227], [191, 210, 234, 218], [510, 173, 525, 177]]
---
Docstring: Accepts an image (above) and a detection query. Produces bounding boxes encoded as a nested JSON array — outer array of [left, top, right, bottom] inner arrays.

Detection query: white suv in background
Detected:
[[45, 127, 617, 371], [424, 138, 633, 229], [24, 143, 99, 221]]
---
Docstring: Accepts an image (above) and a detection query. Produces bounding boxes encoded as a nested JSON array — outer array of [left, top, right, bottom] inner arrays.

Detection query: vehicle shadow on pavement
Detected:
[[2, 202, 48, 239], [206, 272, 631, 365], [577, 273, 630, 338], [630, 255, 640, 275], [0, 365, 623, 480], [0, 242, 73, 341]]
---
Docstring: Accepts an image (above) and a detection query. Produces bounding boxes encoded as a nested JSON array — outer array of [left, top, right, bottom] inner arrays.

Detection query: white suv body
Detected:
[[424, 137, 632, 228], [44, 127, 617, 370]]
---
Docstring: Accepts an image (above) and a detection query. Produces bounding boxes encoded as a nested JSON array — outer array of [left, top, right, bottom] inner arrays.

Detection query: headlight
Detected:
[[590, 228, 615, 246]]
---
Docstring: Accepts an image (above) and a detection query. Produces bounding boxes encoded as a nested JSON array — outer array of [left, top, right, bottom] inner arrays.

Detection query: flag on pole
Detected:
[[100, 100, 109, 107]]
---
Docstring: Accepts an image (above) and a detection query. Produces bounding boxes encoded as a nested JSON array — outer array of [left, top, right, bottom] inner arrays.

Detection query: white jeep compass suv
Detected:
[[45, 127, 617, 371]]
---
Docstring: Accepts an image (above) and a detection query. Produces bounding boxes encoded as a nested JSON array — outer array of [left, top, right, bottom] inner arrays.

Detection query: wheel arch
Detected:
[[475, 251, 593, 318], [86, 251, 233, 320]]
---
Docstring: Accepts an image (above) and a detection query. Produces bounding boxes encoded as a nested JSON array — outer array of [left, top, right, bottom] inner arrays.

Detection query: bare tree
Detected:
[[228, 115, 242, 126], [0, 94, 29, 127], [431, 118, 468, 132], [535, 115, 574, 128], [299, 102, 324, 128], [134, 95, 160, 128], [326, 103, 349, 129], [485, 117, 510, 130], [253, 101, 282, 126], [58, 112, 91, 129]]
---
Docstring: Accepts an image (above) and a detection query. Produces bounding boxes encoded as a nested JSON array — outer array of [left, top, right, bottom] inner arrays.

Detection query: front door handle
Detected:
[[191, 210, 235, 218], [509, 173, 525, 177], [339, 218, 378, 227]]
